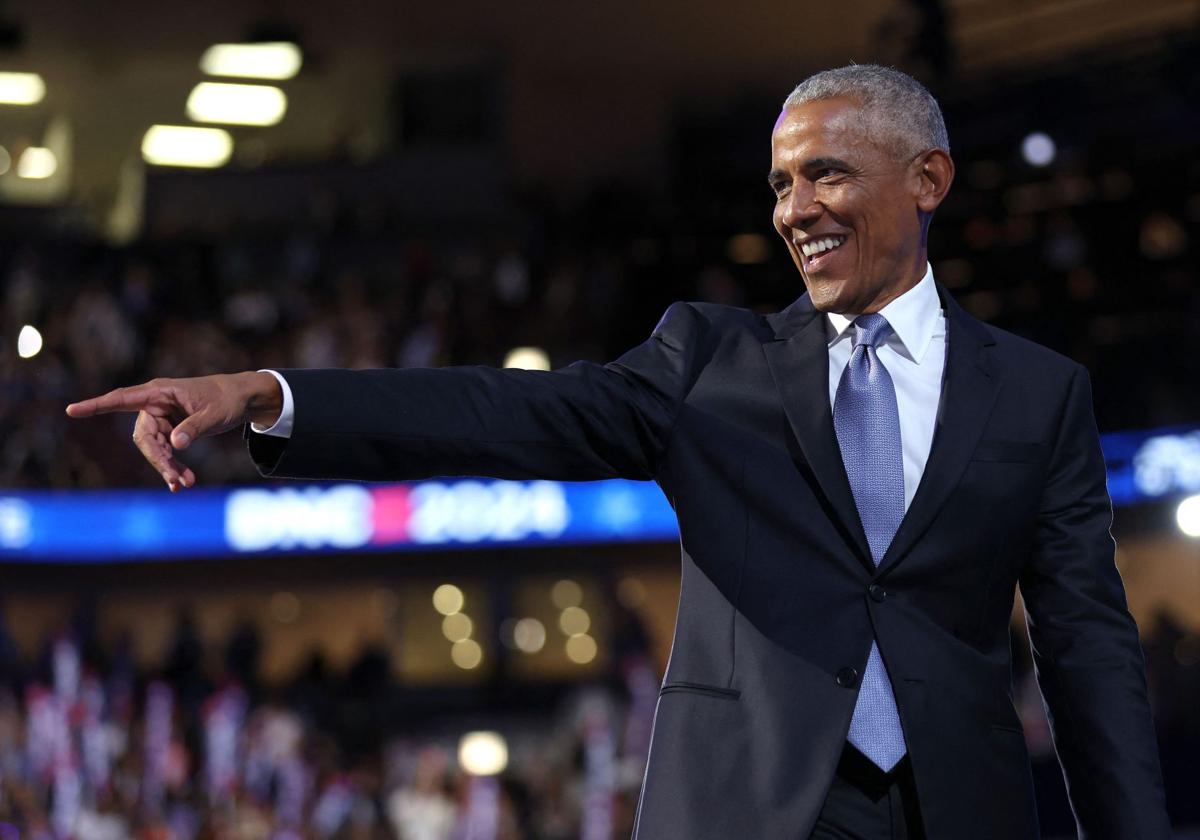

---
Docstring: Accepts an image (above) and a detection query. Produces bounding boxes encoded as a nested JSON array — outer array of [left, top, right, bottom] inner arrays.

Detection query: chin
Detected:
[[804, 281, 854, 314]]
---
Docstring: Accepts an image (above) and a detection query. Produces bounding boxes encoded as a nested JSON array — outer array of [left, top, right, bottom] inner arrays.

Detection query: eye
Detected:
[[817, 167, 843, 180]]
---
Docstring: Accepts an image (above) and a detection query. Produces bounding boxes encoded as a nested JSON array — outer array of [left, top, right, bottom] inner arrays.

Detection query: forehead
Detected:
[[771, 97, 876, 164]]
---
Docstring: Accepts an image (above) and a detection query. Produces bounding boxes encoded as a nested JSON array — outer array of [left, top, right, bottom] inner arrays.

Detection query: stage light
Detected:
[[503, 346, 550, 371], [512, 618, 546, 654], [16, 147, 56, 179], [550, 578, 582, 609], [451, 638, 483, 670], [565, 633, 598, 664], [0, 145, 10, 175], [200, 42, 302, 80], [558, 606, 591, 637], [442, 612, 473, 642], [141, 125, 232, 168], [1021, 132, 1056, 167], [432, 584, 465, 615], [458, 731, 507, 775], [17, 325, 42, 359], [0, 72, 45, 105], [1176, 495, 1200, 538], [186, 82, 287, 127]]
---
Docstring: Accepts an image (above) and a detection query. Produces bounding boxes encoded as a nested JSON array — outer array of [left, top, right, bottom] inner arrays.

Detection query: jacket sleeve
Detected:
[[1018, 365, 1169, 839], [246, 302, 705, 483]]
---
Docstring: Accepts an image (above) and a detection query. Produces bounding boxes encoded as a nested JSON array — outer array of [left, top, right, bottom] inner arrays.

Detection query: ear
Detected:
[[914, 149, 954, 213]]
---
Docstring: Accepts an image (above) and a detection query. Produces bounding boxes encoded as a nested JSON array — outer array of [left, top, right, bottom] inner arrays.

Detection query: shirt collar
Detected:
[[826, 263, 942, 363]]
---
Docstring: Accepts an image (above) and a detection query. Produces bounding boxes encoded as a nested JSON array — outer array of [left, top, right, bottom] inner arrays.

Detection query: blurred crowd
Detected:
[[0, 602, 1195, 838], [0, 606, 660, 840], [1, 180, 681, 490], [1, 131, 1197, 491], [0, 28, 1194, 493]]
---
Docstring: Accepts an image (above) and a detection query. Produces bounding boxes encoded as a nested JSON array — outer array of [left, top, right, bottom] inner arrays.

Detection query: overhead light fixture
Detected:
[[200, 42, 302, 80], [0, 72, 45, 105], [16, 147, 56, 179], [141, 125, 233, 168], [186, 82, 287, 127]]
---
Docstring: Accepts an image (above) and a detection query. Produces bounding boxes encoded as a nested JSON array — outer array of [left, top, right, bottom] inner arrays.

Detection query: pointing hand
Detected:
[[66, 372, 282, 492]]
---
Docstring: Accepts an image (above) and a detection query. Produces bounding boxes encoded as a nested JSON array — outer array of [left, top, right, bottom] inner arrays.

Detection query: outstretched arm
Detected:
[[67, 302, 705, 489], [247, 303, 704, 483]]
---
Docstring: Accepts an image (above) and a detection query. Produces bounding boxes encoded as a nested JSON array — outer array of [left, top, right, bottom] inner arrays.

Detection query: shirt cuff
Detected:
[[249, 370, 295, 439]]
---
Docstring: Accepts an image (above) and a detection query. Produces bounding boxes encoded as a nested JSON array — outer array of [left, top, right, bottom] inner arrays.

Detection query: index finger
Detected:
[[66, 383, 161, 418]]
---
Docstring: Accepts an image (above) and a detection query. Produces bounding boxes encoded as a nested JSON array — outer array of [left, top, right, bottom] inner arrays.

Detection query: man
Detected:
[[68, 66, 1169, 838]]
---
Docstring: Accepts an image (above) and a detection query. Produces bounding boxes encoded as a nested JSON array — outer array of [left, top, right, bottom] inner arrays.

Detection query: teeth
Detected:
[[799, 235, 846, 258]]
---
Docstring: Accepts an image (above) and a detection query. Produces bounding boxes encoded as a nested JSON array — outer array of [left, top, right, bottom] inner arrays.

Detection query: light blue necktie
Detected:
[[833, 313, 908, 772]]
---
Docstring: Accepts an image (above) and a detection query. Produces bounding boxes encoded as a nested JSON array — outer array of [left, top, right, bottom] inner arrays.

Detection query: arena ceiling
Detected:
[[0, 0, 1195, 214]]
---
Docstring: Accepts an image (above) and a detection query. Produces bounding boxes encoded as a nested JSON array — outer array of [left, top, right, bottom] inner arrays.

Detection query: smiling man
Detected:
[[68, 66, 1169, 839], [768, 90, 951, 316]]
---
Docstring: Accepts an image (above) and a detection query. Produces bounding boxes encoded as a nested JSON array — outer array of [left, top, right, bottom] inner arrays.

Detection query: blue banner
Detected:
[[0, 478, 679, 562], [0, 424, 1194, 561]]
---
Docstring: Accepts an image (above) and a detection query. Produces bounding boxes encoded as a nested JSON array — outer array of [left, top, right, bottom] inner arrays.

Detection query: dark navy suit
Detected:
[[249, 286, 1169, 839]]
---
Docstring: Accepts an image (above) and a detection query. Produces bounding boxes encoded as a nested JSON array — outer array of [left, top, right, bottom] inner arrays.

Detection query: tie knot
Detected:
[[852, 313, 893, 348]]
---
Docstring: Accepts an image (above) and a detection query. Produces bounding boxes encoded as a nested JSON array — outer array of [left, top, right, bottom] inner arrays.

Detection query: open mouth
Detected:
[[798, 233, 848, 271]]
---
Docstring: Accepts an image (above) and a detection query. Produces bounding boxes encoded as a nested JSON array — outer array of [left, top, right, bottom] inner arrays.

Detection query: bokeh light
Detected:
[[1176, 495, 1200, 538], [458, 731, 507, 775], [512, 617, 546, 653], [550, 579, 583, 609], [16, 326, 43, 359], [442, 612, 473, 642], [432, 584, 465, 615], [565, 634, 597, 665], [558, 606, 590, 637], [451, 638, 483, 670]]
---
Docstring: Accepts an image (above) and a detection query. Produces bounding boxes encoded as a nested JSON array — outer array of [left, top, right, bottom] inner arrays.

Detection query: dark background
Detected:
[[0, 1, 1197, 837]]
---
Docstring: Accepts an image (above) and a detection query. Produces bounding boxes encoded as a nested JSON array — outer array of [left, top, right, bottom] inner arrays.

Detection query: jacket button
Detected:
[[869, 584, 887, 602], [836, 667, 859, 688]]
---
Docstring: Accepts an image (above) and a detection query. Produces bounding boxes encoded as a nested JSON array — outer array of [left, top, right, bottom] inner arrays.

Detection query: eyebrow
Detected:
[[804, 156, 853, 171], [768, 156, 855, 184]]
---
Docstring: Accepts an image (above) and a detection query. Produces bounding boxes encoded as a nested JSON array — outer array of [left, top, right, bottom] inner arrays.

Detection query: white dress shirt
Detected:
[[826, 264, 947, 512], [253, 265, 949, 504], [251, 369, 295, 438]]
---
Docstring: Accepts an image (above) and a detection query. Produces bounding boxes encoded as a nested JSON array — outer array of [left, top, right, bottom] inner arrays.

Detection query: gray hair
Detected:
[[783, 64, 949, 158]]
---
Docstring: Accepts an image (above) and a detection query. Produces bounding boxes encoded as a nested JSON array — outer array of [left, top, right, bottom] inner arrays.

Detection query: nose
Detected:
[[779, 184, 822, 230]]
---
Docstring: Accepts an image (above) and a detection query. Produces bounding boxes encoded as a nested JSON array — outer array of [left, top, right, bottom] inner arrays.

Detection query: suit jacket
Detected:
[[249, 284, 1169, 839]]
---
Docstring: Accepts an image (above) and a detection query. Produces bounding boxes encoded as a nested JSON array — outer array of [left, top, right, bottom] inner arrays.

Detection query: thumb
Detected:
[[171, 410, 213, 450]]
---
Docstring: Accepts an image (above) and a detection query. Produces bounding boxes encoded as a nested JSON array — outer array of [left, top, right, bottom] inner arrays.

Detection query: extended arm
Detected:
[[1018, 366, 1169, 839], [67, 303, 705, 489], [248, 302, 704, 482]]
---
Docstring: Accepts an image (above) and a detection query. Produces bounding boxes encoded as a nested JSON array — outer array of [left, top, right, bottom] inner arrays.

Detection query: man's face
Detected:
[[769, 97, 930, 314]]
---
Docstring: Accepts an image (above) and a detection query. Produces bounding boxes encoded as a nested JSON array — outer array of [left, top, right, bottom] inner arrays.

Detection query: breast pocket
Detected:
[[659, 681, 741, 701]]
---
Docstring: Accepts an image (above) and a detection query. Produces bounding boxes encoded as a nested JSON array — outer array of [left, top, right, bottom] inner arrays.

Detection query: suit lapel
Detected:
[[877, 287, 999, 576], [763, 300, 874, 573]]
